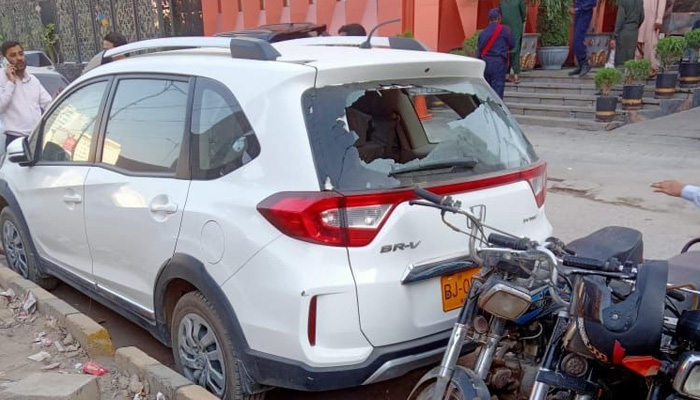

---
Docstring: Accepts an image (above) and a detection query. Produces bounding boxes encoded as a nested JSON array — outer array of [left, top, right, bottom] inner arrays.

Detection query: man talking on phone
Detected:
[[0, 41, 52, 149]]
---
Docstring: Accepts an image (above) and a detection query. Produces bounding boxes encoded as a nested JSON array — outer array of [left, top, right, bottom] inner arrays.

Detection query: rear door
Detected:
[[302, 79, 552, 346], [84, 76, 191, 311]]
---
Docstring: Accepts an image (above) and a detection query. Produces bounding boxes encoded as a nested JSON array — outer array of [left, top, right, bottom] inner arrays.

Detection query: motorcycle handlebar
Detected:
[[487, 233, 531, 251], [562, 255, 622, 273], [414, 187, 450, 207]]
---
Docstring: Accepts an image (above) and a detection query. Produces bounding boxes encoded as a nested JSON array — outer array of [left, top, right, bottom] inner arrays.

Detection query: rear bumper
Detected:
[[243, 329, 477, 392]]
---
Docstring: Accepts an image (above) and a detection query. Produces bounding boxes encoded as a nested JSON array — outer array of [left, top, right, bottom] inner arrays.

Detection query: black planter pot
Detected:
[[621, 84, 644, 110], [679, 62, 700, 88], [655, 72, 678, 99], [595, 96, 618, 122]]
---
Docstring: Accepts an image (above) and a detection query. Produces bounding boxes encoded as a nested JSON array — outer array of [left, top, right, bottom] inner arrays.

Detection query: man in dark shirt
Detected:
[[569, 0, 597, 77], [477, 8, 514, 99]]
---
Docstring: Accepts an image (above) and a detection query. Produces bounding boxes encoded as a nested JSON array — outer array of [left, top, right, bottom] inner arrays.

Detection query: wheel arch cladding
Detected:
[[154, 252, 266, 395]]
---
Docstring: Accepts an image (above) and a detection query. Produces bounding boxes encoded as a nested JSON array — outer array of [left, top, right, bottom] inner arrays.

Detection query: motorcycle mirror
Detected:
[[673, 352, 700, 398]]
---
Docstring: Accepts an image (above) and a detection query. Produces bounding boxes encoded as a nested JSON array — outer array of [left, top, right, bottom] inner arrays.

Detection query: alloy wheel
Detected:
[[177, 313, 226, 397], [2, 220, 28, 278]]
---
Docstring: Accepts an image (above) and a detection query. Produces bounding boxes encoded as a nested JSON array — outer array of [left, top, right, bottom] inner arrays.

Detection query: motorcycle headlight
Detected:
[[674, 352, 700, 399], [477, 282, 532, 320]]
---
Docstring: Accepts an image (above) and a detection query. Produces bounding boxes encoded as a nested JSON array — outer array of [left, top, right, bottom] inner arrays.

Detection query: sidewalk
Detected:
[[0, 263, 216, 400], [0, 276, 118, 399]]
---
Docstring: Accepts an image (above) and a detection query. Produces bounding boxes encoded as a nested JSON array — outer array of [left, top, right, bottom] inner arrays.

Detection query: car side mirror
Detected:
[[674, 352, 700, 399], [6, 137, 30, 165]]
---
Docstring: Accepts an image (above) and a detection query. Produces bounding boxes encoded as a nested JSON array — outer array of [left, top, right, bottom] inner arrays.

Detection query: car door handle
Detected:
[[150, 202, 178, 214], [63, 194, 82, 204]]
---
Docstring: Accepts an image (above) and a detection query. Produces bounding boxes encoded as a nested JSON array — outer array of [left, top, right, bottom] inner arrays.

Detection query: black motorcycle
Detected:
[[527, 232, 700, 400]]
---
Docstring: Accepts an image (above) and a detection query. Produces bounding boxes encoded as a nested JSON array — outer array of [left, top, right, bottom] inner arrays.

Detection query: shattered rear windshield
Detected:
[[301, 78, 538, 191]]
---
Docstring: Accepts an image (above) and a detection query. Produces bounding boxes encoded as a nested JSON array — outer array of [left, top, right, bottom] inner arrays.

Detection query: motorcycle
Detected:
[[526, 232, 700, 399], [406, 188, 635, 400]]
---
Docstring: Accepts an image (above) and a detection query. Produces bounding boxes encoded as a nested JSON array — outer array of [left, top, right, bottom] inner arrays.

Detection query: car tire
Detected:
[[0, 207, 59, 290], [171, 291, 265, 400]]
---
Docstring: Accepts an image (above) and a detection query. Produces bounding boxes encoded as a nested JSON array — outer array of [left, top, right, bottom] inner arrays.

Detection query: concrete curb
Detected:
[[116, 347, 220, 400], [0, 264, 218, 399], [0, 265, 115, 358]]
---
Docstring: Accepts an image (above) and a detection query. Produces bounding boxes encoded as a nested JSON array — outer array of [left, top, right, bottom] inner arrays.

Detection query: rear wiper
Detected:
[[388, 158, 478, 177]]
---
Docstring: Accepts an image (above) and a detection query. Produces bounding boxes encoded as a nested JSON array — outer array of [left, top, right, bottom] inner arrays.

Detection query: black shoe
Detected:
[[568, 67, 581, 76], [579, 62, 592, 77]]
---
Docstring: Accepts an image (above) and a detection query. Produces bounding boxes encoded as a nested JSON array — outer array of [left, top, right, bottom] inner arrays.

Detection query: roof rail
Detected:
[[84, 36, 280, 73], [276, 36, 430, 52]]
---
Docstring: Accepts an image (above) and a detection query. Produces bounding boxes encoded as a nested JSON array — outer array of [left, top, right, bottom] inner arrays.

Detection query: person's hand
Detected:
[[569, 7, 575, 16], [651, 180, 685, 197], [654, 22, 662, 32], [609, 40, 616, 50], [53, 86, 65, 98], [5, 65, 16, 83]]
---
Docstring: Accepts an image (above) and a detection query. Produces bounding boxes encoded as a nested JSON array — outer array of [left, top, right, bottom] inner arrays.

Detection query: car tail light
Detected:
[[256, 192, 398, 247], [257, 161, 547, 247], [522, 162, 547, 208]]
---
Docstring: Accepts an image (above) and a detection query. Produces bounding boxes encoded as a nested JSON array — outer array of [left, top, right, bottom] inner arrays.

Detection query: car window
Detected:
[[302, 78, 537, 191], [39, 81, 108, 163], [190, 77, 260, 179], [25, 53, 52, 67], [101, 78, 189, 174]]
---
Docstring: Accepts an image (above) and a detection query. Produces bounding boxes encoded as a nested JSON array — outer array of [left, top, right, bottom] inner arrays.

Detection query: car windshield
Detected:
[[302, 78, 538, 191]]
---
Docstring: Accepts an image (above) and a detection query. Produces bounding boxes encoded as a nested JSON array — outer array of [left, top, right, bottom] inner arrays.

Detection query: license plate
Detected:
[[441, 268, 480, 312]]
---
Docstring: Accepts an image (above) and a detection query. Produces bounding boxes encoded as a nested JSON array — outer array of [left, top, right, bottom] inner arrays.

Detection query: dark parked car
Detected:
[[214, 22, 327, 42], [28, 66, 69, 97]]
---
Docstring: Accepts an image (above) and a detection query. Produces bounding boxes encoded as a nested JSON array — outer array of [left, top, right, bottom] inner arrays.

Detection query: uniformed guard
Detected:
[[477, 8, 515, 99], [569, 0, 598, 77]]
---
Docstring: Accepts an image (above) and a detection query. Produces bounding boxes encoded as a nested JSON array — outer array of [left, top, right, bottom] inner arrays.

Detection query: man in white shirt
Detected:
[[0, 41, 52, 149], [652, 180, 700, 209]]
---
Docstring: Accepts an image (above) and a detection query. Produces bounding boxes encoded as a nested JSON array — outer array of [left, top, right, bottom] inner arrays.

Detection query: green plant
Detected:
[[684, 28, 700, 62], [40, 23, 59, 63], [463, 30, 481, 57], [655, 36, 685, 71], [395, 30, 414, 38], [594, 67, 623, 96], [623, 59, 651, 84], [532, 0, 572, 47]]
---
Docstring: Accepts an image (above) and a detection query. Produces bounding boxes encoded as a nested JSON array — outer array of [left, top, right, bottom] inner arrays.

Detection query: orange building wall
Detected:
[[202, 0, 617, 53], [202, 0, 405, 37]]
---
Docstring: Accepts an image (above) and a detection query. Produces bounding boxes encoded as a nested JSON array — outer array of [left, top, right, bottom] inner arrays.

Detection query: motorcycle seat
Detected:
[[567, 226, 643, 265], [581, 260, 667, 360]]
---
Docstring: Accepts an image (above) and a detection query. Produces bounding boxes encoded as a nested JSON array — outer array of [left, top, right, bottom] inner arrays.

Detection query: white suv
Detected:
[[0, 36, 551, 399]]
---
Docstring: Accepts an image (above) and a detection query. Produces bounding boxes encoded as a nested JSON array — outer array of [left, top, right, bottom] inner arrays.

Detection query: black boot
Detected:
[[568, 66, 581, 76], [579, 61, 592, 77]]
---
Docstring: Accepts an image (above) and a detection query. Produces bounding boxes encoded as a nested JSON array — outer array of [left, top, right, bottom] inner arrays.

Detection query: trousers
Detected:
[[573, 10, 594, 64], [484, 56, 508, 99]]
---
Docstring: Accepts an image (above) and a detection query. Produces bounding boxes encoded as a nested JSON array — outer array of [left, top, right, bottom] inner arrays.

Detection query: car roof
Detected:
[[82, 36, 485, 87], [26, 66, 64, 78]]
